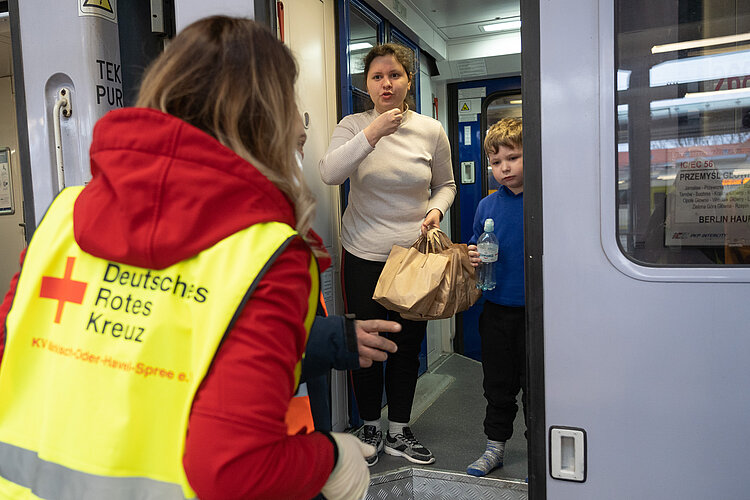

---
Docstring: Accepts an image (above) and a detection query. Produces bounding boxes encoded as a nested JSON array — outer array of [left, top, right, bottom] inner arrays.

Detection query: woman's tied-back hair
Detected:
[[363, 43, 415, 110], [136, 16, 318, 245], [363, 43, 414, 81], [484, 117, 523, 155]]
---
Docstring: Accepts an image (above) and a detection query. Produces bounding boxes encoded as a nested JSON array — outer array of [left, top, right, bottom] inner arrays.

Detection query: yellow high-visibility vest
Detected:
[[0, 187, 318, 499]]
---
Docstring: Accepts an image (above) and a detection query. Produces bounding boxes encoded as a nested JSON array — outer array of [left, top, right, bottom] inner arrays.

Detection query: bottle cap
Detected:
[[484, 218, 494, 232]]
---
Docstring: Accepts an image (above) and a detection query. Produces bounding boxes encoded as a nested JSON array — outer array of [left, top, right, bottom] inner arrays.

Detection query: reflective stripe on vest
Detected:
[[0, 187, 319, 499], [0, 441, 188, 499]]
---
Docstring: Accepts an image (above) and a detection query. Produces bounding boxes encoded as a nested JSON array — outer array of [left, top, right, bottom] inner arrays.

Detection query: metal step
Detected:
[[368, 467, 528, 499]]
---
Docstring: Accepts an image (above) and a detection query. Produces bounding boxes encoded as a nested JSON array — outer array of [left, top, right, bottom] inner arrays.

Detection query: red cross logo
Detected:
[[39, 256, 88, 324]]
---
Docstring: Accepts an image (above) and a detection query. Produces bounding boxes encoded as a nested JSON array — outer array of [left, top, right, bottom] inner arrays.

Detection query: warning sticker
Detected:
[[458, 98, 481, 123], [79, 0, 118, 24]]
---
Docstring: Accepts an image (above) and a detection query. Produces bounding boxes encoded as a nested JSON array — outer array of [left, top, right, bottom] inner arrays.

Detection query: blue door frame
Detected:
[[451, 76, 522, 361]]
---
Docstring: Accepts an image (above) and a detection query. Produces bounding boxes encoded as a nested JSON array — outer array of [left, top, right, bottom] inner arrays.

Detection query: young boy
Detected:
[[466, 117, 525, 477]]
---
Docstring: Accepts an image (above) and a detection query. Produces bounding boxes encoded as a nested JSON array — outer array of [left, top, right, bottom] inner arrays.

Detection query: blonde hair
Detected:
[[136, 16, 318, 247], [484, 117, 523, 155]]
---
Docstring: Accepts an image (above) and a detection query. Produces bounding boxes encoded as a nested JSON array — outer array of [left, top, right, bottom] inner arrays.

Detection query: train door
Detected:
[[449, 77, 522, 360], [0, 9, 26, 290], [10, 0, 123, 225], [3, 0, 176, 289], [526, 0, 750, 498], [117, 1, 174, 107], [278, 0, 349, 431], [175, 0, 351, 432]]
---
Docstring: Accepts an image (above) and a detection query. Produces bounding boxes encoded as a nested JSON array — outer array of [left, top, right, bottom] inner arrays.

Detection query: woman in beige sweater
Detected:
[[319, 43, 455, 467]]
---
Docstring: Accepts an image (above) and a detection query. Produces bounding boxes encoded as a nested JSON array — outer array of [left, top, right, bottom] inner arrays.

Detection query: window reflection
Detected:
[[352, 89, 372, 114], [349, 8, 377, 94], [390, 30, 419, 112], [616, 2, 750, 265], [400, 43, 418, 111]]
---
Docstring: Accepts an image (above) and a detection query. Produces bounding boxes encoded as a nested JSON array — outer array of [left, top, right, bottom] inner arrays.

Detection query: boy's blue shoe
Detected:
[[466, 439, 505, 477]]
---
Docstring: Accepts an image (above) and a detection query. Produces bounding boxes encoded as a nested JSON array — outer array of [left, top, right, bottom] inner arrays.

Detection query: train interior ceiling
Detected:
[[0, 0, 528, 497]]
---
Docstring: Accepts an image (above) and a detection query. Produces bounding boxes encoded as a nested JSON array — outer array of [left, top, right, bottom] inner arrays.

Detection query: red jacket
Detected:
[[0, 108, 333, 500]]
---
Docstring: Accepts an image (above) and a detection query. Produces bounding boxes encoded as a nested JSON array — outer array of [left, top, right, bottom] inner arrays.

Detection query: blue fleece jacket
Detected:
[[468, 186, 524, 306]]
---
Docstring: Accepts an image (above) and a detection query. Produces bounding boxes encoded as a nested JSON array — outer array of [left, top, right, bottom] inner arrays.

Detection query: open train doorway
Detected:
[[0, 8, 27, 291], [332, 0, 530, 496], [450, 79, 523, 361]]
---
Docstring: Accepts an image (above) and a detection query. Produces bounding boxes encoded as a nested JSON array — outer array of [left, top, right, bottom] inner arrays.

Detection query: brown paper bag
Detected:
[[373, 229, 481, 320], [372, 244, 449, 315]]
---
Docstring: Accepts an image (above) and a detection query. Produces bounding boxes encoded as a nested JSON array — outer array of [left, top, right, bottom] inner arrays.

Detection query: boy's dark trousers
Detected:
[[343, 250, 427, 424], [479, 301, 526, 442]]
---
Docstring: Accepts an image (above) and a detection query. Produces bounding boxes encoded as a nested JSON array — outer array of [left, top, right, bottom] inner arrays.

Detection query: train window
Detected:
[[351, 89, 372, 114], [615, 2, 750, 265], [484, 93, 522, 194], [348, 6, 379, 95], [389, 28, 420, 113]]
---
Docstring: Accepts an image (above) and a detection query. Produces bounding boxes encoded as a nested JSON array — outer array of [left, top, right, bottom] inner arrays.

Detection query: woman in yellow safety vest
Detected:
[[0, 16, 372, 500]]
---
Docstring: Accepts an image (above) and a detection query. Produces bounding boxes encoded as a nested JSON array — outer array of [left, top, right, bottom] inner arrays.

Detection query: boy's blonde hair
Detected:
[[484, 117, 522, 155]]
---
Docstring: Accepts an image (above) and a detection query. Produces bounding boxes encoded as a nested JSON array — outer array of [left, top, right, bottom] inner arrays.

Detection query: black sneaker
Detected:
[[356, 425, 383, 466], [384, 426, 435, 464]]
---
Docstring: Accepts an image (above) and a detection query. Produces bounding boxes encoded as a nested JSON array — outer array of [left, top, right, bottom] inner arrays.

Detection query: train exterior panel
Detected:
[[12, 0, 123, 224], [534, 0, 750, 498]]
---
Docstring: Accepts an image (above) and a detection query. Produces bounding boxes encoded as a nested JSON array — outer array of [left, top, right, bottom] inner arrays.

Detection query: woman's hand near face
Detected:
[[420, 208, 442, 235], [363, 108, 403, 147]]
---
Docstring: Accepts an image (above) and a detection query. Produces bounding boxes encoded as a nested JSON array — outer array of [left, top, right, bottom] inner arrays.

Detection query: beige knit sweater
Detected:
[[319, 108, 456, 262]]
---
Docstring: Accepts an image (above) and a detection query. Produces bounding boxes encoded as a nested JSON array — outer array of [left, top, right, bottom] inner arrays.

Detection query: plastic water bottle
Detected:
[[476, 218, 498, 291]]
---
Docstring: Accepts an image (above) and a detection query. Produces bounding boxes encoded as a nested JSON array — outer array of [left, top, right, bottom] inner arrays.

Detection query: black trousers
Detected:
[[479, 301, 527, 442], [343, 250, 427, 424]]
